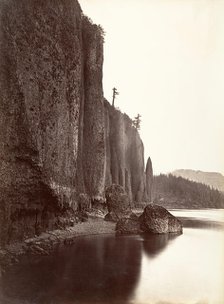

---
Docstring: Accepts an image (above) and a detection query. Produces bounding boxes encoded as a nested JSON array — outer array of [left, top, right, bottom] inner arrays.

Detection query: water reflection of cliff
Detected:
[[1, 235, 142, 304]]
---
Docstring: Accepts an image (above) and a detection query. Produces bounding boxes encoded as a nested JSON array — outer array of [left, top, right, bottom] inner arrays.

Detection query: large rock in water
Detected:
[[116, 203, 182, 235], [139, 204, 182, 234], [116, 216, 141, 235], [104, 184, 133, 222]]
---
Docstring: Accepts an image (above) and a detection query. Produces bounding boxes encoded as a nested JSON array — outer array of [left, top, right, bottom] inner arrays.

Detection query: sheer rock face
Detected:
[[0, 0, 103, 245], [80, 18, 106, 200], [104, 101, 149, 205], [0, 0, 81, 244], [0, 0, 151, 245]]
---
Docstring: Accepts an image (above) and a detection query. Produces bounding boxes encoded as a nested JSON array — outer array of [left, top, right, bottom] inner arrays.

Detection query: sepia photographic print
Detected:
[[0, 0, 224, 303]]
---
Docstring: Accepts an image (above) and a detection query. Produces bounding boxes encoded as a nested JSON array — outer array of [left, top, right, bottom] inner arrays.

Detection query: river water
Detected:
[[1, 209, 224, 304]]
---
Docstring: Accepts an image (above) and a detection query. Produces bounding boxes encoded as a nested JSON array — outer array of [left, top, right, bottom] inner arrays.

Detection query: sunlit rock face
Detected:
[[0, 0, 152, 245], [104, 100, 151, 205]]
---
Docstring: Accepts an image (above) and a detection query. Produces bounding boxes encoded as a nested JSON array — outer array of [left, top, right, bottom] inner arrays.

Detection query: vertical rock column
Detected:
[[81, 18, 106, 201], [146, 157, 153, 201]]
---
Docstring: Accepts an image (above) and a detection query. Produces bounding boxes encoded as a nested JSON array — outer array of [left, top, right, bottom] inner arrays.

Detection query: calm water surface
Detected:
[[1, 209, 224, 304]]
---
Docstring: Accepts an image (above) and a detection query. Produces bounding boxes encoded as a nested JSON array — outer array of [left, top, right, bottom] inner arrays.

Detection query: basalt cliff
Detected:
[[0, 0, 153, 245]]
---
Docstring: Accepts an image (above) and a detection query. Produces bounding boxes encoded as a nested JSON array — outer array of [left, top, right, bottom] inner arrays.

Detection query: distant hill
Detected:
[[172, 169, 224, 192], [152, 174, 224, 209]]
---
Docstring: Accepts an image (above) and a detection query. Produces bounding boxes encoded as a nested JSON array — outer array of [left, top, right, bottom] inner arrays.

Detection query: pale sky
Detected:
[[79, 0, 224, 175]]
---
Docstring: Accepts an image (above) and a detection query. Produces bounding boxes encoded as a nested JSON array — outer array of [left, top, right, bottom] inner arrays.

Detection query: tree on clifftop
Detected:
[[112, 87, 119, 107], [132, 114, 141, 130]]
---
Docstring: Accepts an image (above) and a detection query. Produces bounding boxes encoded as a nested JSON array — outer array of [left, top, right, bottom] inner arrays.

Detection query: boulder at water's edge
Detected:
[[104, 184, 133, 222], [139, 203, 182, 234], [116, 203, 182, 235], [116, 216, 142, 235]]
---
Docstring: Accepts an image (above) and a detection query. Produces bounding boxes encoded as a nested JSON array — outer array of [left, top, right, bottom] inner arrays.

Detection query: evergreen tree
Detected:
[[132, 114, 141, 130]]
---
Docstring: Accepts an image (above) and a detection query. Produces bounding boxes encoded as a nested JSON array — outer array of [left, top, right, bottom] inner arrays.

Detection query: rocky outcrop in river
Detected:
[[116, 203, 183, 235], [139, 204, 182, 233], [0, 0, 152, 245]]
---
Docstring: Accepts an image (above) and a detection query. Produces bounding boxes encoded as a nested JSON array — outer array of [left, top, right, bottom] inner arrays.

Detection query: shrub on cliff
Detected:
[[82, 14, 105, 43]]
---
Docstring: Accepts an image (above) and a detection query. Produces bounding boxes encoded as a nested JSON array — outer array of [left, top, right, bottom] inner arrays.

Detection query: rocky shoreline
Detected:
[[0, 215, 116, 274], [0, 203, 183, 275]]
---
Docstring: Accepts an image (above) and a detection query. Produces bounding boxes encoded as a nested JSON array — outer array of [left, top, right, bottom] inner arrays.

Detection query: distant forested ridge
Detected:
[[172, 169, 224, 192], [152, 174, 224, 209]]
